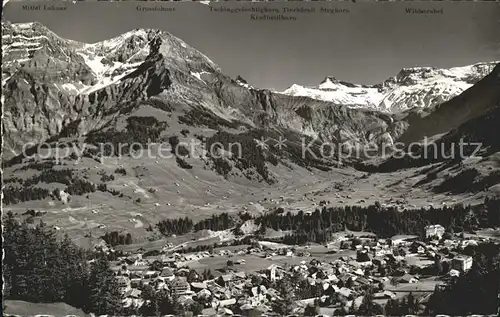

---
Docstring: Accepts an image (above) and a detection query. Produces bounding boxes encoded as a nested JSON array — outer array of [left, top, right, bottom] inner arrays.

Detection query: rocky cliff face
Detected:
[[2, 22, 221, 155], [2, 22, 405, 158], [3, 22, 94, 155], [3, 22, 498, 162]]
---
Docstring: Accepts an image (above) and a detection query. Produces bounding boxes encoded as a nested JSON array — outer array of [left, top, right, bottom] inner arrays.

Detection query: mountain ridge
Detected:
[[2, 21, 402, 158], [281, 62, 498, 112], [2, 21, 499, 167]]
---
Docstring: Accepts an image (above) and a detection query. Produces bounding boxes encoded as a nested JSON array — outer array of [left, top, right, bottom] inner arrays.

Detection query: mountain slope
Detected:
[[397, 63, 500, 145], [358, 64, 500, 183], [2, 21, 401, 159], [3, 22, 500, 243], [281, 63, 497, 112], [1, 22, 224, 156]]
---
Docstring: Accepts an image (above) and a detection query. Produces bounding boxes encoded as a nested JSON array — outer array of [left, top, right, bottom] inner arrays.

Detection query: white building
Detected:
[[425, 224, 445, 239], [451, 255, 473, 272]]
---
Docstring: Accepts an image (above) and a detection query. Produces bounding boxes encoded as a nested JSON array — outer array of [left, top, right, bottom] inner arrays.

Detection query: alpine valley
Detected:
[[2, 21, 500, 316], [3, 20, 500, 233]]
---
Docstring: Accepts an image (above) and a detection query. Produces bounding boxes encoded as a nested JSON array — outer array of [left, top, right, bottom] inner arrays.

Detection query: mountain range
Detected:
[[281, 62, 497, 112], [3, 22, 499, 156], [2, 21, 500, 240]]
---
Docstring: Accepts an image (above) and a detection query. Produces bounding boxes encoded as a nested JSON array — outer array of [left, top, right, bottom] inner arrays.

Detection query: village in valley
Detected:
[[3, 5, 500, 316], [103, 223, 489, 316]]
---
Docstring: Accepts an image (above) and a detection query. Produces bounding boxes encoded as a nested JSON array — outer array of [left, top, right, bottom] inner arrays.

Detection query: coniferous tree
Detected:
[[87, 257, 123, 315], [357, 291, 384, 316], [385, 298, 404, 316], [304, 304, 319, 316], [3, 214, 93, 310], [404, 292, 419, 315], [425, 243, 500, 315], [271, 276, 295, 315], [139, 285, 165, 316]]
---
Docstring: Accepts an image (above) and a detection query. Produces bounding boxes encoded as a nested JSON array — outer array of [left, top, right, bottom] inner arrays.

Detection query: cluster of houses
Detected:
[[107, 224, 487, 315], [111, 250, 278, 315]]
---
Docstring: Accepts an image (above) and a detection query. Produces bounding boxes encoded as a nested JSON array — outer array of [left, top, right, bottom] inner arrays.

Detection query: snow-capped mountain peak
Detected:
[[235, 75, 254, 89], [282, 80, 384, 109], [2, 22, 228, 154], [378, 62, 498, 111], [2, 22, 222, 95], [2, 21, 79, 66], [73, 29, 156, 94], [318, 76, 338, 89], [281, 62, 498, 112]]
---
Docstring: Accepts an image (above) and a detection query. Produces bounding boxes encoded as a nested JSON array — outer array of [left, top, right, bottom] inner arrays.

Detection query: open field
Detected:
[[404, 254, 436, 267], [386, 277, 442, 301], [469, 228, 500, 241], [4, 148, 489, 247], [4, 300, 87, 317]]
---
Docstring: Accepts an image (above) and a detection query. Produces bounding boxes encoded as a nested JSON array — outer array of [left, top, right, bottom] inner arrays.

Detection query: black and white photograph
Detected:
[[2, 1, 500, 316]]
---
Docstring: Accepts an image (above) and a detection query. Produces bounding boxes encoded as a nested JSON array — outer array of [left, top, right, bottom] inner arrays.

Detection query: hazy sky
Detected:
[[3, 1, 500, 90]]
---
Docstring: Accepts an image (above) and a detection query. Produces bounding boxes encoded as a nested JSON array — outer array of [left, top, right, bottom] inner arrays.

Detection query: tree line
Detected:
[[85, 116, 168, 157], [3, 186, 51, 205], [101, 231, 133, 246], [3, 159, 131, 205], [156, 213, 235, 237], [3, 212, 124, 315], [205, 130, 276, 184], [3, 165, 97, 205], [155, 198, 500, 244], [425, 241, 500, 315], [255, 197, 500, 241]]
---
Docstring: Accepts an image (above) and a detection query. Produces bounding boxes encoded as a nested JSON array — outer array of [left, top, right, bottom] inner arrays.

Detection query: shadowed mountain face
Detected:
[[397, 63, 500, 145], [357, 65, 500, 182]]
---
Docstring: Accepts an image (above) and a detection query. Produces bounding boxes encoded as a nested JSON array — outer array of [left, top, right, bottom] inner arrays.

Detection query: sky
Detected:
[[3, 1, 500, 90]]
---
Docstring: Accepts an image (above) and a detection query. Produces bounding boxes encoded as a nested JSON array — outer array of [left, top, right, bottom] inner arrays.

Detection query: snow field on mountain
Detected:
[[281, 62, 497, 112]]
